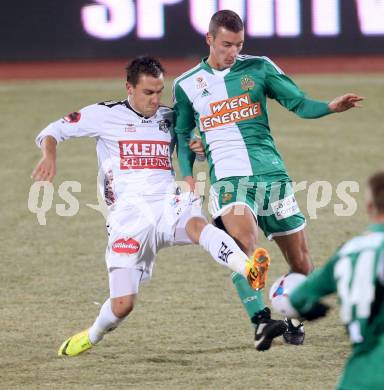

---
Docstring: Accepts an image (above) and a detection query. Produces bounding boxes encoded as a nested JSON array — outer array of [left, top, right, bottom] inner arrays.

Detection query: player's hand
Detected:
[[300, 302, 330, 321], [189, 138, 205, 159], [184, 175, 196, 193], [31, 156, 56, 182], [328, 93, 364, 112]]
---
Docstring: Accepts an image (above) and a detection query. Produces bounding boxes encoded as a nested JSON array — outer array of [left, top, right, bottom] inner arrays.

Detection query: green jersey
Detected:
[[290, 224, 384, 389], [173, 55, 331, 183]]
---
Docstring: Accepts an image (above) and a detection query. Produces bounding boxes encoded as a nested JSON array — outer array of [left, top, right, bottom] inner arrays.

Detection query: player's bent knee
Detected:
[[185, 216, 208, 244], [111, 296, 135, 318]]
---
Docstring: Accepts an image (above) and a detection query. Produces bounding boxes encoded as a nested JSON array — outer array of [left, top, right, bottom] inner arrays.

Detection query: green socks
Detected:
[[231, 272, 265, 325]]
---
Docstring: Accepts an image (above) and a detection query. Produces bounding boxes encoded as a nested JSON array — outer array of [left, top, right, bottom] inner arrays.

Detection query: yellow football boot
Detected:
[[58, 329, 93, 357]]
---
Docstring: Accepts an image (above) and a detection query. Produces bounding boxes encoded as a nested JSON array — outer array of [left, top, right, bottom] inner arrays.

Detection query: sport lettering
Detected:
[[217, 241, 234, 263], [200, 94, 261, 131], [119, 140, 171, 170]]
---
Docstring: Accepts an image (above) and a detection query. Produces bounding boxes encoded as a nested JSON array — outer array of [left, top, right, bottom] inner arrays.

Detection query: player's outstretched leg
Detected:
[[232, 273, 286, 350], [186, 215, 286, 350], [58, 298, 126, 357], [188, 219, 272, 290], [274, 231, 312, 345]]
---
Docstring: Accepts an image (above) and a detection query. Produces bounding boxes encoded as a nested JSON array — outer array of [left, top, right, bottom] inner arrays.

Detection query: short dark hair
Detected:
[[209, 10, 244, 37], [125, 56, 164, 86], [368, 171, 384, 213]]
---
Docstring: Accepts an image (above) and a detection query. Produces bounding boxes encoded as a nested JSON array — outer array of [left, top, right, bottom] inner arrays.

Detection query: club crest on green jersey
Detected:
[[221, 192, 233, 203], [240, 75, 255, 91]]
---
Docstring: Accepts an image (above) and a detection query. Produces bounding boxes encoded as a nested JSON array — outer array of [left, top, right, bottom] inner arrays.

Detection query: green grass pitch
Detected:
[[0, 74, 382, 389]]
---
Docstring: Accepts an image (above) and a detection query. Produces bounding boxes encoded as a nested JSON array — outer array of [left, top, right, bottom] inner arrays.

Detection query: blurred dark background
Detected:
[[1, 0, 384, 61]]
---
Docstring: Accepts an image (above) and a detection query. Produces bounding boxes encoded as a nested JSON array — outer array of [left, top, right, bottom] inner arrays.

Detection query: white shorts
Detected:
[[105, 192, 203, 277]]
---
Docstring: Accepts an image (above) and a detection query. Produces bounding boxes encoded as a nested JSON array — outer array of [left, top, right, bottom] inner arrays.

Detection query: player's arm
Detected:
[[289, 255, 338, 320], [264, 58, 363, 118], [31, 136, 57, 182], [264, 59, 330, 118], [173, 81, 197, 187], [32, 105, 99, 182]]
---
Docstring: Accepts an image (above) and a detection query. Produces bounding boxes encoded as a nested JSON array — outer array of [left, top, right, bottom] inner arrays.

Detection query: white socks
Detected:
[[199, 224, 248, 276], [88, 299, 123, 345]]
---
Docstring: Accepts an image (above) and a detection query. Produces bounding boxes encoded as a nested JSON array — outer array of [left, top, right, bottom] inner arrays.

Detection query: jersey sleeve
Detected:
[[35, 104, 102, 147], [289, 255, 338, 315], [173, 81, 196, 177], [264, 57, 332, 119]]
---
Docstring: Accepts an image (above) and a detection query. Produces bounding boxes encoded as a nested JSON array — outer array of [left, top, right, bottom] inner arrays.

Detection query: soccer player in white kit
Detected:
[[31, 57, 274, 356]]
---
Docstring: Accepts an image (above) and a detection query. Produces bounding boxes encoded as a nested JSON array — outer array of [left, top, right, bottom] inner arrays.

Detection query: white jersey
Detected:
[[36, 100, 176, 205]]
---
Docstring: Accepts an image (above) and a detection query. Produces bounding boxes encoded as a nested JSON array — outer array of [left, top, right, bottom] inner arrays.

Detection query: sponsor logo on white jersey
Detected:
[[124, 123, 136, 132], [157, 119, 171, 133], [118, 140, 171, 170], [112, 238, 140, 254], [200, 93, 261, 131]]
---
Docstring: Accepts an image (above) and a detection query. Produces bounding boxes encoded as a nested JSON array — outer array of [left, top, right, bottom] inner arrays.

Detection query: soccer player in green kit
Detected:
[[284, 171, 384, 389], [173, 9, 363, 350]]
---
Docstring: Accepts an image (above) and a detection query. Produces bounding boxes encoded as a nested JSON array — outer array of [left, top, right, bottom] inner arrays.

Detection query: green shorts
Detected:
[[208, 173, 306, 240]]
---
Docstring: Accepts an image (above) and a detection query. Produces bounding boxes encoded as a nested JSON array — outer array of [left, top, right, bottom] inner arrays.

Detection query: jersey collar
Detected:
[[124, 99, 155, 120], [200, 57, 215, 74], [201, 56, 242, 74]]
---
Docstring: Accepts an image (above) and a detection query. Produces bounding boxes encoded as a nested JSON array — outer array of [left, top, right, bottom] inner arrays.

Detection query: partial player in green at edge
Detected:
[[282, 171, 384, 390]]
